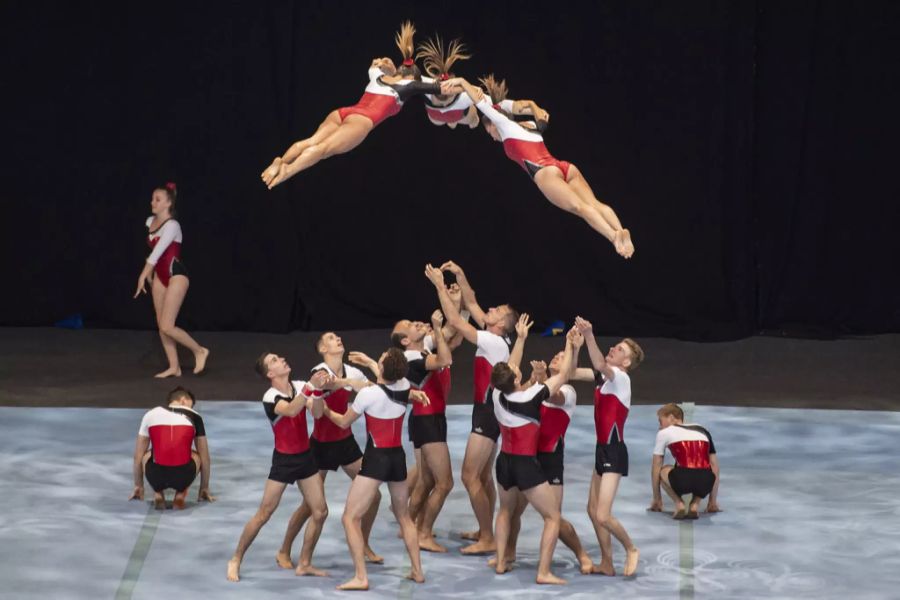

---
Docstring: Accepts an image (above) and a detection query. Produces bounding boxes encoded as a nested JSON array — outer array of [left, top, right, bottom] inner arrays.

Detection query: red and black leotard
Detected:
[[474, 98, 572, 180], [338, 66, 442, 127], [404, 349, 450, 416], [422, 80, 475, 125], [594, 367, 631, 445], [262, 380, 312, 455], [146, 217, 185, 288]]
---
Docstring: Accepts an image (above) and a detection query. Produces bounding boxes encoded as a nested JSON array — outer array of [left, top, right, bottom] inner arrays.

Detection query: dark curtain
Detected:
[[0, 1, 896, 339]]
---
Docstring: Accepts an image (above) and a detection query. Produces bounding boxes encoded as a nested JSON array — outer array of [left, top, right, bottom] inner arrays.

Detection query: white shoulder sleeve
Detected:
[[146, 220, 182, 265]]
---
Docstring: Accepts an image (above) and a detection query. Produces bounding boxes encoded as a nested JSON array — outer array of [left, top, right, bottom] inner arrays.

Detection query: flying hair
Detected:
[[395, 21, 416, 64], [416, 35, 471, 79], [478, 74, 509, 104]]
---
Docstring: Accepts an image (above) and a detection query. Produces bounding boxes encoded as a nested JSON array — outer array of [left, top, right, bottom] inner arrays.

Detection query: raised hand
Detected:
[[567, 327, 585, 349], [431, 309, 444, 330], [425, 263, 445, 287], [440, 260, 464, 276], [530, 360, 548, 383], [515, 313, 534, 339], [309, 370, 330, 389], [574, 316, 594, 334], [447, 283, 462, 310]]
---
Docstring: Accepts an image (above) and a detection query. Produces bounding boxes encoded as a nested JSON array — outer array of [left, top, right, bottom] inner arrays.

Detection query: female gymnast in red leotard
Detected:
[[446, 76, 634, 258], [134, 183, 209, 378], [261, 22, 451, 190]]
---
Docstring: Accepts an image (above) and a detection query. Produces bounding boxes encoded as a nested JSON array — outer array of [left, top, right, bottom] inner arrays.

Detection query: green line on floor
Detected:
[[115, 504, 162, 599]]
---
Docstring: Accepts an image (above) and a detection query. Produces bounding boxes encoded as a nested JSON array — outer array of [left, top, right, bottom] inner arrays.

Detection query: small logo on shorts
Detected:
[[552, 478, 561, 483], [474, 427, 483, 433], [603, 462, 612, 468]]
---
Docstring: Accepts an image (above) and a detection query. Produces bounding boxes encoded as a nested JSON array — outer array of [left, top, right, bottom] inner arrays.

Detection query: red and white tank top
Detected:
[[594, 366, 631, 444], [311, 362, 367, 442], [538, 384, 576, 453], [474, 330, 511, 405], [492, 383, 551, 456], [139, 405, 205, 466], [262, 379, 311, 455], [404, 350, 450, 416], [351, 379, 412, 448], [653, 424, 716, 469]]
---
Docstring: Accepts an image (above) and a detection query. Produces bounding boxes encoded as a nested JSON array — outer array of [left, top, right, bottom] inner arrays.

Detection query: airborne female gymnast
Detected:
[[446, 76, 634, 258], [261, 22, 450, 189], [415, 35, 479, 129]]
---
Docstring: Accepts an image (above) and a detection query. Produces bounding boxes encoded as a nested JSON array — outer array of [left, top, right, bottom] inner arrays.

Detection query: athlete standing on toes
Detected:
[[323, 348, 431, 590], [575, 316, 643, 577], [426, 261, 519, 554]]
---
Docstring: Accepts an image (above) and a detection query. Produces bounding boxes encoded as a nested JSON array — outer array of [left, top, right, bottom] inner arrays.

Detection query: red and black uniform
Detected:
[[492, 383, 552, 491], [145, 217, 188, 288], [537, 384, 576, 486], [262, 380, 318, 484], [405, 348, 451, 448], [422, 81, 475, 126], [309, 362, 367, 471], [471, 330, 512, 441], [654, 424, 717, 498], [594, 366, 631, 476], [474, 98, 572, 180], [338, 66, 442, 126], [351, 379, 413, 482], [138, 405, 204, 492]]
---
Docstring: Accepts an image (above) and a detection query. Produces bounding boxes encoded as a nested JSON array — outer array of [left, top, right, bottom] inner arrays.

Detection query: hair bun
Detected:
[[165, 182, 177, 192]]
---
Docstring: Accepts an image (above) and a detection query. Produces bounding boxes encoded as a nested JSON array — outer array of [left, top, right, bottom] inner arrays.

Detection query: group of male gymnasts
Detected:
[[130, 261, 721, 589]]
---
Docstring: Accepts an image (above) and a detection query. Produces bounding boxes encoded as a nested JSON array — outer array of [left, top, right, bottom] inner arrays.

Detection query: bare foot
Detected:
[[405, 569, 425, 583], [172, 490, 187, 510], [418, 536, 447, 553], [193, 347, 210, 375], [613, 230, 627, 255], [620, 229, 635, 258], [459, 529, 480, 541], [275, 551, 294, 569], [296, 564, 328, 577], [591, 562, 616, 576], [226, 558, 241, 582], [261, 157, 282, 186], [673, 508, 687, 520], [153, 492, 166, 510], [536, 572, 567, 585], [267, 163, 289, 190], [578, 553, 595, 574], [686, 509, 699, 520], [623, 547, 640, 577], [337, 577, 369, 591], [487, 554, 516, 567], [461, 540, 496, 555], [364, 547, 383, 564], [154, 368, 181, 379]]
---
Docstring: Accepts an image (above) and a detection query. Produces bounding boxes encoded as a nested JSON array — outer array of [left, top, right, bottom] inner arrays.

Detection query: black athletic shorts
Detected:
[[310, 435, 363, 471], [470, 401, 500, 442], [537, 443, 565, 486], [668, 466, 716, 498], [146, 458, 197, 492], [171, 258, 188, 278], [268, 448, 318, 484], [496, 451, 547, 491], [409, 413, 448, 448], [359, 441, 407, 482], [595, 441, 629, 476]]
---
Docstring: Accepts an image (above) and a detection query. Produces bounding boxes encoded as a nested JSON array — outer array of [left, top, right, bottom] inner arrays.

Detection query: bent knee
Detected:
[[312, 506, 328, 522], [158, 323, 177, 337], [434, 480, 454, 496]]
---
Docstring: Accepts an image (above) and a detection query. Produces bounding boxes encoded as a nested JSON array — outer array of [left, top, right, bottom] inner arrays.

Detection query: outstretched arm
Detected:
[[439, 261, 485, 328], [426, 264, 479, 343], [508, 313, 534, 370], [542, 328, 580, 396], [575, 316, 615, 381], [323, 405, 362, 429], [424, 310, 453, 370], [348, 352, 380, 379]]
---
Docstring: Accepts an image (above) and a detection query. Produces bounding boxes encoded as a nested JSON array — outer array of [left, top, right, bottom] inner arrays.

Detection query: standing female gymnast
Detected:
[[446, 76, 634, 258], [261, 22, 450, 189], [134, 183, 209, 378], [415, 35, 479, 129]]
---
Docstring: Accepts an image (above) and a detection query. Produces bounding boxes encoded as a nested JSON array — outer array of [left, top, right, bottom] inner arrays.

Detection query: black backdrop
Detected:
[[1, 1, 897, 340]]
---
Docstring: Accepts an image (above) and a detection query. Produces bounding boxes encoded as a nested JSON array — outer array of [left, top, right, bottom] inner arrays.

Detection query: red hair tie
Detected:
[[165, 182, 177, 191], [492, 104, 500, 110], [439, 73, 449, 81], [402, 58, 414, 66]]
